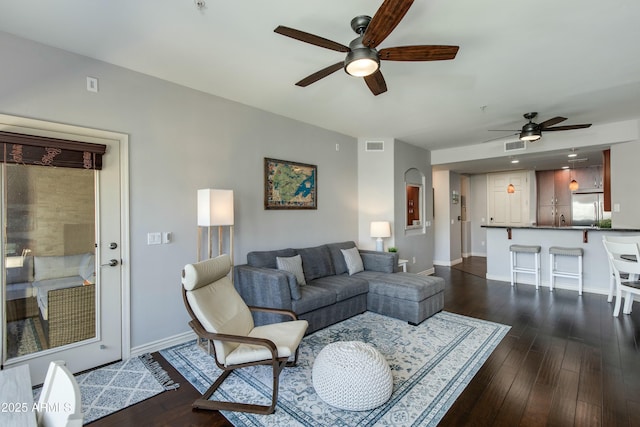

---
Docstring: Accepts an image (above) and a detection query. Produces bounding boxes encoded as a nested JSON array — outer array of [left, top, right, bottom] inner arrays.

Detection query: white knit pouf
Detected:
[[312, 341, 393, 411]]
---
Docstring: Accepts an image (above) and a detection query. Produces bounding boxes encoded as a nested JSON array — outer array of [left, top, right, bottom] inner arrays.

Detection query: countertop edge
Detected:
[[481, 225, 640, 232]]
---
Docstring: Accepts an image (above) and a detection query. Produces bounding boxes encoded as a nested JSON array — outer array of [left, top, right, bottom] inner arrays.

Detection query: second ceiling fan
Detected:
[[489, 112, 592, 142], [274, 0, 459, 96]]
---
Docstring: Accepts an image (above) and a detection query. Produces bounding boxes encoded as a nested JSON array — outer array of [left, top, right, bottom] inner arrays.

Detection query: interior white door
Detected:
[[0, 117, 126, 385]]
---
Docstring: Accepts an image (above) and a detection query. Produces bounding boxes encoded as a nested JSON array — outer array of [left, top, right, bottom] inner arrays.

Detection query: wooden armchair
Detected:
[[181, 254, 308, 414]]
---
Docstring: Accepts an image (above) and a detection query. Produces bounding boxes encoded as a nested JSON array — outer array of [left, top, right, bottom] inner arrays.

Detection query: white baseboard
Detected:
[[130, 330, 196, 358], [417, 267, 435, 276], [433, 258, 462, 267]]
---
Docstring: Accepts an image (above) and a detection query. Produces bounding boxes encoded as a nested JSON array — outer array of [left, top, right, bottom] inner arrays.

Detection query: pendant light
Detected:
[[569, 178, 579, 191], [568, 153, 579, 191]]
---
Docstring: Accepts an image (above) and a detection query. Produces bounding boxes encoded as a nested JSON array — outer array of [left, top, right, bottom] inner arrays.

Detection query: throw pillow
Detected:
[[341, 247, 364, 275], [276, 255, 306, 286]]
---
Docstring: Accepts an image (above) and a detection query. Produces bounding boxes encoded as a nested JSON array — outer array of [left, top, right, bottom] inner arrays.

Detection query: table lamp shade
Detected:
[[370, 221, 391, 238], [197, 189, 234, 226]]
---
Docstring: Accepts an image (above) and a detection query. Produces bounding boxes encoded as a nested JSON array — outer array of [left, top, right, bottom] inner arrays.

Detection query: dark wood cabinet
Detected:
[[603, 149, 611, 211]]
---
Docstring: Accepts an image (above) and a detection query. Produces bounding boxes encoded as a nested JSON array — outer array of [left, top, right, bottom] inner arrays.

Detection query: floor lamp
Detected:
[[196, 189, 234, 354], [197, 189, 234, 264]]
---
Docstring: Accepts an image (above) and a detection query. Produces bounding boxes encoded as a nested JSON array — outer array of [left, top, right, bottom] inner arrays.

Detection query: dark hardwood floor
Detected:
[[90, 257, 640, 426]]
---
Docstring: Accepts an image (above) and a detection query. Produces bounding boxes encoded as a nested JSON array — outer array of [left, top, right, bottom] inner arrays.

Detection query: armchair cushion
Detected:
[[225, 320, 308, 366], [184, 255, 255, 365]]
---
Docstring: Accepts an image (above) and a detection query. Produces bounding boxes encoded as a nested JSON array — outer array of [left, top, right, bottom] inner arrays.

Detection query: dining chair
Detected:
[[602, 235, 640, 302], [602, 240, 640, 317], [182, 254, 308, 414], [36, 360, 83, 427]]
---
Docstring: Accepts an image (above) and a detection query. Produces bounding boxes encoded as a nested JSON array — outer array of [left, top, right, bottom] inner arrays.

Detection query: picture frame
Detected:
[[264, 157, 317, 210]]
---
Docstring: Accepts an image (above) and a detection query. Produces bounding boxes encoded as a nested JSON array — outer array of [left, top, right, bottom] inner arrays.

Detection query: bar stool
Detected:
[[549, 246, 584, 295], [509, 244, 541, 289]]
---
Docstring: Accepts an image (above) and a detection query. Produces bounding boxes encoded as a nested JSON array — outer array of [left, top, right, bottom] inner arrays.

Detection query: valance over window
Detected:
[[0, 131, 107, 170]]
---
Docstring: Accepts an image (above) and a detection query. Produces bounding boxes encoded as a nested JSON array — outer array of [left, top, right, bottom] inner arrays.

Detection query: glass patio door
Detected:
[[1, 123, 124, 385]]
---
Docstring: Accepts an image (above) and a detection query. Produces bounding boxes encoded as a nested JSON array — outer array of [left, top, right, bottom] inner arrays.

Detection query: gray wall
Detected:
[[610, 140, 640, 228], [469, 174, 488, 256], [394, 140, 434, 274], [0, 32, 358, 348]]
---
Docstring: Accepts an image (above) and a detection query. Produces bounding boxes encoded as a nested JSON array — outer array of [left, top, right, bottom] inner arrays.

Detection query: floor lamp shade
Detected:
[[197, 189, 234, 226]]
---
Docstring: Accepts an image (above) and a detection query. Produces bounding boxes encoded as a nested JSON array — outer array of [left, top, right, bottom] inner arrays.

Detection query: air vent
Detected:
[[504, 140, 526, 152], [366, 141, 384, 151]]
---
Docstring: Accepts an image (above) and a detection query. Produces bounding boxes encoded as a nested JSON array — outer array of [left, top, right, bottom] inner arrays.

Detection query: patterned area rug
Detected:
[[6, 317, 43, 358], [33, 354, 179, 424], [161, 311, 510, 426]]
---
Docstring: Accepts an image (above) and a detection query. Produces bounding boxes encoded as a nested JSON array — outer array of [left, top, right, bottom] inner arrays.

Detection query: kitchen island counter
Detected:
[[483, 225, 640, 295]]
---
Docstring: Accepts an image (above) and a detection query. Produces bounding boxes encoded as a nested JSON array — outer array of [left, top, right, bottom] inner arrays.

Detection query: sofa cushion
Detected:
[[326, 241, 357, 275], [367, 273, 445, 302], [34, 253, 88, 282], [291, 285, 336, 314], [247, 248, 296, 269], [276, 255, 306, 286], [309, 275, 369, 302], [297, 245, 335, 282], [340, 247, 364, 275]]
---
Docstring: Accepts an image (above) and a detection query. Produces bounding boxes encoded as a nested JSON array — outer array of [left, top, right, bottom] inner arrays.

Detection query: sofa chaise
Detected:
[[234, 241, 445, 334]]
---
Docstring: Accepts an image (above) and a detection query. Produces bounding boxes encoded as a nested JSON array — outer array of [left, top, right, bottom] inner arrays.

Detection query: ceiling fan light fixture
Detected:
[[345, 37, 380, 77], [519, 122, 541, 141], [345, 55, 379, 76]]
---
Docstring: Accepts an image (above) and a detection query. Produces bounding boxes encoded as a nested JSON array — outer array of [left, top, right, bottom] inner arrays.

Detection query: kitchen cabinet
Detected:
[[573, 166, 603, 191], [603, 149, 611, 211], [554, 169, 571, 206], [536, 169, 572, 226]]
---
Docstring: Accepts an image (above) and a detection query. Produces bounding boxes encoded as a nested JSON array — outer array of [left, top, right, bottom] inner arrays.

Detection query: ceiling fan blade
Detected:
[[379, 45, 459, 61], [274, 26, 349, 52], [362, 0, 414, 48], [538, 116, 567, 129], [295, 62, 344, 87], [364, 70, 387, 96], [488, 129, 519, 132], [543, 124, 592, 132], [482, 132, 519, 143]]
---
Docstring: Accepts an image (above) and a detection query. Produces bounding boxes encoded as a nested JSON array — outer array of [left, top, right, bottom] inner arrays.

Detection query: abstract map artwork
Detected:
[[264, 158, 317, 210]]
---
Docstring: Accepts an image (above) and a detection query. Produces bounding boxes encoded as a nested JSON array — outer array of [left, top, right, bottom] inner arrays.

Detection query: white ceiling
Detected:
[[2, 0, 640, 173]]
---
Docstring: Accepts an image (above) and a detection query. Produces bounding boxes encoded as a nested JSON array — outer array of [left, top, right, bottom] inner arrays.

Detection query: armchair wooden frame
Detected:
[[182, 288, 301, 414]]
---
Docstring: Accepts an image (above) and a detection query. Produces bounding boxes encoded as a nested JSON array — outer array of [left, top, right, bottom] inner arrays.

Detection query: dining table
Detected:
[[0, 364, 37, 427]]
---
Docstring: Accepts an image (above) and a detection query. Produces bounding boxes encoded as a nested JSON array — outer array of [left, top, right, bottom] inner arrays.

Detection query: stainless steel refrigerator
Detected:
[[571, 192, 611, 226]]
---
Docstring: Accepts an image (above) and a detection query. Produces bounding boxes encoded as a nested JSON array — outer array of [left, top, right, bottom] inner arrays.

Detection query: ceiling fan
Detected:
[[488, 112, 592, 142], [274, 0, 459, 96]]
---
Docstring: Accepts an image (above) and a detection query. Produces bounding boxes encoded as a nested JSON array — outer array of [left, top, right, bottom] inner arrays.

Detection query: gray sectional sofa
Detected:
[[234, 241, 445, 334]]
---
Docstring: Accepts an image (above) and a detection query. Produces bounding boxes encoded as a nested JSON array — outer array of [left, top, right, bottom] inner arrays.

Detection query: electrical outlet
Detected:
[[162, 232, 172, 244]]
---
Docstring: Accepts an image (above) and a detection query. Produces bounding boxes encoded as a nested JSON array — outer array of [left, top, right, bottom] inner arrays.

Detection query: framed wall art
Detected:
[[264, 157, 317, 210]]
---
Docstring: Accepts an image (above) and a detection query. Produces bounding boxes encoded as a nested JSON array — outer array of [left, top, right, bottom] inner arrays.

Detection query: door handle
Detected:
[[101, 259, 119, 267]]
